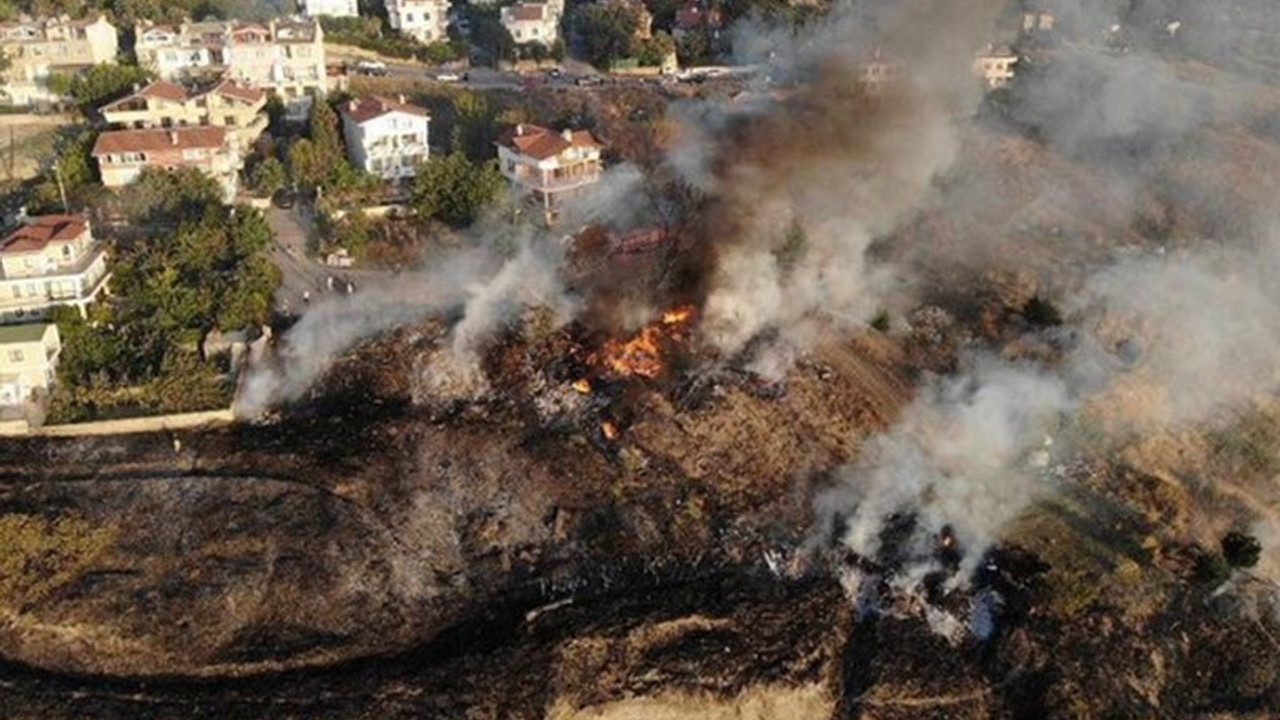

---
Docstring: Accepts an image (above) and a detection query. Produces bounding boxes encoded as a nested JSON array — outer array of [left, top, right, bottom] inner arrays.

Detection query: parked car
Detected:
[[354, 60, 388, 76], [575, 75, 603, 87], [272, 189, 296, 209], [436, 72, 464, 82]]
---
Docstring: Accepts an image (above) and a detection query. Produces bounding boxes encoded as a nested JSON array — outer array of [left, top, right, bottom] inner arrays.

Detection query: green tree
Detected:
[[422, 40, 459, 65], [49, 62, 153, 114], [249, 156, 286, 197], [450, 91, 498, 161], [526, 41, 548, 65], [550, 38, 566, 63], [637, 31, 676, 67], [411, 151, 504, 227], [30, 129, 96, 213], [574, 2, 640, 69], [471, 11, 516, 65]]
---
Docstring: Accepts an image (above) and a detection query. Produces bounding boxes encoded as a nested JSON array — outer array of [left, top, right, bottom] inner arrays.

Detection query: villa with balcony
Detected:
[[0, 214, 109, 324], [496, 123, 603, 222], [340, 95, 431, 180]]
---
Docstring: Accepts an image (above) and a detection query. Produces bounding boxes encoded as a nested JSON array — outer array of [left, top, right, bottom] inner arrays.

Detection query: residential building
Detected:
[[385, 0, 451, 43], [1023, 11, 1054, 33], [100, 78, 268, 150], [340, 95, 431, 180], [673, 1, 721, 41], [501, 1, 559, 46], [858, 47, 897, 94], [0, 214, 109, 323], [302, 0, 359, 18], [135, 17, 326, 116], [974, 44, 1018, 90], [0, 323, 60, 406], [496, 123, 603, 220], [0, 15, 119, 106], [92, 126, 243, 200]]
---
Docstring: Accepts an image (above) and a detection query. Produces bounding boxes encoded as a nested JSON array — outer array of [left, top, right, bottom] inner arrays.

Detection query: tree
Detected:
[[30, 130, 96, 213], [1022, 295, 1063, 327], [526, 41, 548, 65], [637, 31, 676, 68], [421, 40, 459, 65], [1221, 531, 1262, 569], [471, 11, 516, 65], [411, 151, 504, 227], [550, 38, 566, 63], [287, 138, 325, 191], [249, 156, 286, 197], [49, 62, 153, 114], [574, 3, 640, 69], [450, 91, 498, 161]]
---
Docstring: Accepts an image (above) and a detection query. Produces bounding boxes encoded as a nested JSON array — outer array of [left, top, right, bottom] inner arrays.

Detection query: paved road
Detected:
[[264, 206, 399, 317]]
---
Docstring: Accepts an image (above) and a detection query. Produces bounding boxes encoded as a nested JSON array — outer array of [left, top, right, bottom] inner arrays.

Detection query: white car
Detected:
[[436, 72, 463, 83], [354, 60, 388, 76]]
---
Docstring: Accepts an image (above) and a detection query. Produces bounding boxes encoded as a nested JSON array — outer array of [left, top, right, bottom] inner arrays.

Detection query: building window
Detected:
[[7, 349, 23, 363]]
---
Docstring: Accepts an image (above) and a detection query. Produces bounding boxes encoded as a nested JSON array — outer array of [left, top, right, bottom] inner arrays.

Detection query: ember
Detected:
[[593, 306, 696, 380], [601, 421, 620, 440], [572, 378, 592, 394]]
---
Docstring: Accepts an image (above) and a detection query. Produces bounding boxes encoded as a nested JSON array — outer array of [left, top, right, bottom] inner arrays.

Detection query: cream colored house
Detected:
[[0, 323, 59, 406], [0, 214, 109, 323], [496, 123, 602, 222], [101, 78, 267, 150], [92, 126, 243, 200], [386, 0, 451, 43], [501, 2, 560, 46], [135, 17, 326, 117], [974, 44, 1018, 90], [0, 15, 119, 106]]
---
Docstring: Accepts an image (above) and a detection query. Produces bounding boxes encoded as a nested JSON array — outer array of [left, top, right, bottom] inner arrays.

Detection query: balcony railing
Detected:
[[515, 169, 602, 193]]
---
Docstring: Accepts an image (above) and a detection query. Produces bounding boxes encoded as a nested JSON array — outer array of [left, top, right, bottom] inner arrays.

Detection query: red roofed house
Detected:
[[501, 1, 560, 45], [496, 123, 603, 221], [340, 95, 431, 180], [100, 78, 267, 151], [0, 213, 109, 323], [91, 125, 243, 200]]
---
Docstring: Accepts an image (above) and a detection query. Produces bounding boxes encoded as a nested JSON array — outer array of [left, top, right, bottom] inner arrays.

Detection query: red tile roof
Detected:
[[2, 214, 89, 253], [497, 123, 602, 160], [341, 95, 431, 125], [102, 80, 189, 111], [506, 2, 548, 22], [210, 78, 265, 104], [91, 126, 228, 155]]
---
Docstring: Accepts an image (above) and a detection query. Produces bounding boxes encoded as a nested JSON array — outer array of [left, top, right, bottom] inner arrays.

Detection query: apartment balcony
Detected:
[[511, 167, 602, 194], [0, 249, 109, 317]]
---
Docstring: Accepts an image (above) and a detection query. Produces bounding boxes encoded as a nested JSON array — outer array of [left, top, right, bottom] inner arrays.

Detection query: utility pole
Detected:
[[52, 159, 68, 211]]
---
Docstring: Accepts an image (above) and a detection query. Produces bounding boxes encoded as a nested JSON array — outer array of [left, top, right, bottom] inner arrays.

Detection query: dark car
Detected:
[[272, 189, 296, 209], [575, 75, 603, 87]]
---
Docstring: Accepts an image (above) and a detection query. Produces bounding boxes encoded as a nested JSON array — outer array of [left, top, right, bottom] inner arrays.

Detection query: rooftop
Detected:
[[497, 123, 602, 160], [342, 95, 431, 124], [92, 126, 228, 155], [1, 214, 89, 254], [505, 2, 549, 22], [0, 323, 53, 345]]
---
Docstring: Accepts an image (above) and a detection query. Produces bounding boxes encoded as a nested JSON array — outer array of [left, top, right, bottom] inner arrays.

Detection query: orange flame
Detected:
[[601, 421, 620, 441], [572, 378, 592, 394], [594, 306, 695, 379]]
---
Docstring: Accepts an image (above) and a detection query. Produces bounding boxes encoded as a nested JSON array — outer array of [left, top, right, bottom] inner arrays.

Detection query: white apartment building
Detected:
[[0, 323, 60, 406], [386, 0, 451, 43], [135, 18, 326, 116], [0, 15, 119, 106], [92, 126, 243, 200], [501, 2, 560, 45], [0, 214, 109, 324], [974, 44, 1018, 90], [341, 95, 431, 180], [496, 123, 602, 221], [302, 0, 359, 18]]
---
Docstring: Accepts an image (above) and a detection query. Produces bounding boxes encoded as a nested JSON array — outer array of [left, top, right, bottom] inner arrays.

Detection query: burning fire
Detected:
[[600, 421, 620, 441], [572, 378, 592, 394], [594, 306, 695, 380]]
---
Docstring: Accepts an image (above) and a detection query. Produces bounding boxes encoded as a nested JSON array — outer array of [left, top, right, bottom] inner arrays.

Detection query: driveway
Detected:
[[263, 205, 396, 317]]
